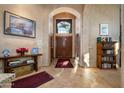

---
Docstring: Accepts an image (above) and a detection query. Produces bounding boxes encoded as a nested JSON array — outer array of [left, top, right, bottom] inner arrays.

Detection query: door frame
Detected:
[[53, 18, 75, 58], [48, 7, 82, 65]]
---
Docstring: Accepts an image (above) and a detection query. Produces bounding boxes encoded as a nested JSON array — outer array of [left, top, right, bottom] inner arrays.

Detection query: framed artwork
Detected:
[[31, 48, 39, 54], [99, 24, 108, 36], [4, 11, 36, 38], [56, 19, 72, 34]]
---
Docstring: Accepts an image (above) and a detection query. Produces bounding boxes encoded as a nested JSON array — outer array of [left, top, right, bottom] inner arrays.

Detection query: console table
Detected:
[[0, 54, 42, 73]]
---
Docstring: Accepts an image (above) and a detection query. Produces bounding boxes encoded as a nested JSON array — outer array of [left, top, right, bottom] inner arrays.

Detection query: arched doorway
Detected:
[[48, 7, 81, 65], [53, 12, 76, 58]]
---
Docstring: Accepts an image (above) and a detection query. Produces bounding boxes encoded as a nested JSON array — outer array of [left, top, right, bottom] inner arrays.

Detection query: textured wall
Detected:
[[0, 4, 120, 73], [0, 5, 44, 72], [82, 4, 120, 67], [121, 5, 124, 88], [0, 4, 83, 72], [38, 4, 83, 67]]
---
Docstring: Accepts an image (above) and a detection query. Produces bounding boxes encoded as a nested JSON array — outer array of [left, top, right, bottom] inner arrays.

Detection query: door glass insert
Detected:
[[56, 19, 72, 34]]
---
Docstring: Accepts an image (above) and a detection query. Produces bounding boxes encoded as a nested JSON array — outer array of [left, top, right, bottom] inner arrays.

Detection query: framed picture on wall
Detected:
[[4, 11, 36, 38], [99, 24, 108, 36], [31, 48, 39, 54]]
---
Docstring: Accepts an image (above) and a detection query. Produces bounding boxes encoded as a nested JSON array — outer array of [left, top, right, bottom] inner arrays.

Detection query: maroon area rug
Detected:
[[55, 58, 73, 68], [12, 71, 54, 88]]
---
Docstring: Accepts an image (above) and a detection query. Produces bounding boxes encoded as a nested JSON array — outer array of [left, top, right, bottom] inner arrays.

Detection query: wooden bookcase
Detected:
[[97, 42, 116, 69], [0, 54, 42, 73]]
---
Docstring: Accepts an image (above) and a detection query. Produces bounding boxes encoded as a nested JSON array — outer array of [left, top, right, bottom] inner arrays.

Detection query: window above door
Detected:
[[56, 19, 72, 34]]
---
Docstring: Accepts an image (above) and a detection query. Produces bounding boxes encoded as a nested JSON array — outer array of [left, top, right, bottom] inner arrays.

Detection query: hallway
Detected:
[[0, 4, 122, 89]]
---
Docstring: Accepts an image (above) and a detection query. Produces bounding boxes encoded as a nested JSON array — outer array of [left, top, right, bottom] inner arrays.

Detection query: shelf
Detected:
[[7, 63, 34, 69], [101, 42, 116, 44], [102, 54, 114, 56], [0, 53, 42, 73], [97, 41, 117, 69], [102, 61, 115, 63], [0, 54, 42, 60], [102, 48, 114, 50], [7, 59, 34, 63], [100, 68, 116, 69]]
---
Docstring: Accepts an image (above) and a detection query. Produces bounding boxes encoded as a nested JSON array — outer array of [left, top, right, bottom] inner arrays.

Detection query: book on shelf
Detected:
[[97, 37, 112, 43], [9, 60, 21, 66], [102, 56, 114, 62], [103, 44, 113, 48], [106, 50, 113, 54], [8, 58, 35, 67], [102, 63, 112, 68], [106, 57, 109, 61], [26, 59, 34, 64], [102, 50, 113, 55], [110, 57, 114, 61]]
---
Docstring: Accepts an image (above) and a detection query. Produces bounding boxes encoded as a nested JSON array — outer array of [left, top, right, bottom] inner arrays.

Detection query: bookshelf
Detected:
[[97, 37, 116, 69]]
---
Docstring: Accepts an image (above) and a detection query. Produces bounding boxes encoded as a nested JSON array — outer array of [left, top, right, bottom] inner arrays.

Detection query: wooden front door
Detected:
[[56, 35, 72, 58], [53, 13, 75, 58]]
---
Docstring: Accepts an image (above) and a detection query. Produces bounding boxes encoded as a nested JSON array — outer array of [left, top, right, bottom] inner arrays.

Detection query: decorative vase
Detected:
[[20, 52, 25, 56], [16, 48, 28, 56]]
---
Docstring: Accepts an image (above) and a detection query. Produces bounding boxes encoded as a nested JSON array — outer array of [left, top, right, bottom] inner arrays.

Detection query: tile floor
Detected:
[[14, 58, 121, 88]]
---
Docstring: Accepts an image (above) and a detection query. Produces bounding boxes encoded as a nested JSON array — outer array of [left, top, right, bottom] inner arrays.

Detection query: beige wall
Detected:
[[121, 5, 124, 88], [0, 4, 83, 72], [38, 5, 83, 67], [0, 4, 120, 72], [82, 4, 120, 67], [0, 5, 44, 72]]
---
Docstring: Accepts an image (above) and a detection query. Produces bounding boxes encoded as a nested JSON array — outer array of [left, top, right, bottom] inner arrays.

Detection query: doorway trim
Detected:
[[48, 7, 81, 64]]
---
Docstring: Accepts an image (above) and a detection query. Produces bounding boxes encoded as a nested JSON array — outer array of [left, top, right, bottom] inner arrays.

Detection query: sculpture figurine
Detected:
[[2, 48, 10, 57]]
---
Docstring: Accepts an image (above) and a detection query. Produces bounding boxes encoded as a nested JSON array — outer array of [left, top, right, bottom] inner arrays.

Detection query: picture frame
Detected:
[[99, 24, 108, 36], [31, 48, 39, 54], [56, 19, 72, 34], [4, 11, 36, 38]]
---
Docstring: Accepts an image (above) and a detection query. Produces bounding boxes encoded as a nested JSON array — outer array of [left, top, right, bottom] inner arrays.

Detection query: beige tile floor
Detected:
[[14, 59, 121, 88]]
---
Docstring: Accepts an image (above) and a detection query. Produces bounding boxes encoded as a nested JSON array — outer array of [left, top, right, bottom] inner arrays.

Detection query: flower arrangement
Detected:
[[16, 48, 28, 56]]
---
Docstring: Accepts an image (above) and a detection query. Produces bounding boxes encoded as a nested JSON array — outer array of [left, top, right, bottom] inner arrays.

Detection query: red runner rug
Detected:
[[55, 59, 73, 68], [12, 71, 54, 88]]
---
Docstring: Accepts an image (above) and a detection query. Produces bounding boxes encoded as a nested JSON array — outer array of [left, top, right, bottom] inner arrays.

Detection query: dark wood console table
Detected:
[[0, 54, 42, 73]]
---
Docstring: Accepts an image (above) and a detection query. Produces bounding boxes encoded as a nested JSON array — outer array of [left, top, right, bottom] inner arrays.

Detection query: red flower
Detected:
[[16, 48, 28, 53]]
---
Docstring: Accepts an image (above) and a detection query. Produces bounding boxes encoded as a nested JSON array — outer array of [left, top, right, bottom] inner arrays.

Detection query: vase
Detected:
[[20, 52, 25, 56]]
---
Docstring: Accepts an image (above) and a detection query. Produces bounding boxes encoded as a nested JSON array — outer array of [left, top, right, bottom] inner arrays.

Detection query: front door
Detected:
[[56, 35, 72, 58], [55, 19, 73, 58]]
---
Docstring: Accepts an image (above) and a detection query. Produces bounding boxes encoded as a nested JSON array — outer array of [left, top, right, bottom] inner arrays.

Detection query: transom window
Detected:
[[56, 19, 72, 34]]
